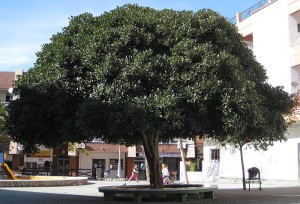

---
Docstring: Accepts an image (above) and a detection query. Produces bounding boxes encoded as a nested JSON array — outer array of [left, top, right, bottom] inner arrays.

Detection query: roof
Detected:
[[0, 72, 15, 90], [86, 143, 128, 153]]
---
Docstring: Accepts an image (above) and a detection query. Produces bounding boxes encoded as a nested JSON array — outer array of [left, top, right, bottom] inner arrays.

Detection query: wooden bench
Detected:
[[98, 184, 217, 202]]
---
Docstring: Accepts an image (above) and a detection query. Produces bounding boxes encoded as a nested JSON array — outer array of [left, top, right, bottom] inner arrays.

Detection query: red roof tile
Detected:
[[0, 72, 15, 90]]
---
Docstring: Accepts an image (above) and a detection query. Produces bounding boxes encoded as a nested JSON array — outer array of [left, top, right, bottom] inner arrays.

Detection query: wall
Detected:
[[253, 0, 291, 92], [0, 90, 6, 103], [79, 151, 126, 178], [186, 171, 203, 182], [201, 0, 300, 182], [24, 156, 52, 168], [203, 123, 300, 181]]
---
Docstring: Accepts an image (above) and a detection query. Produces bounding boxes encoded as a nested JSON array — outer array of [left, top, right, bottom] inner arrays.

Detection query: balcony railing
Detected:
[[0, 102, 9, 106], [240, 0, 269, 21], [228, 16, 237, 25], [228, 0, 276, 24]]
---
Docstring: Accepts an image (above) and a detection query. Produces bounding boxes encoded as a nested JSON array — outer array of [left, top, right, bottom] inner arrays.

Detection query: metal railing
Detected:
[[20, 168, 95, 179], [21, 168, 50, 176], [228, 0, 274, 24], [228, 16, 237, 25], [240, 0, 269, 21]]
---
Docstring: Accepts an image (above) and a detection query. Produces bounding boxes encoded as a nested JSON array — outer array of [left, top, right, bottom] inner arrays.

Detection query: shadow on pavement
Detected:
[[0, 189, 102, 204], [211, 186, 300, 204], [1, 186, 300, 204]]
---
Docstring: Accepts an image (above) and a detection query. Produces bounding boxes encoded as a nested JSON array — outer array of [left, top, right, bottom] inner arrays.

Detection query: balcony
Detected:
[[290, 44, 300, 67], [289, 0, 300, 14], [229, 0, 277, 24]]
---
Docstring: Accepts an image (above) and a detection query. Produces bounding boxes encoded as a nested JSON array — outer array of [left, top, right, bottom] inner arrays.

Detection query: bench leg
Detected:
[[259, 180, 262, 190], [203, 191, 214, 199], [175, 193, 187, 202], [133, 194, 143, 203], [103, 193, 115, 201], [248, 180, 251, 191]]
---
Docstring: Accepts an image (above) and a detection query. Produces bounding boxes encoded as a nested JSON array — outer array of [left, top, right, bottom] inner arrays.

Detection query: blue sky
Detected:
[[0, 0, 260, 72]]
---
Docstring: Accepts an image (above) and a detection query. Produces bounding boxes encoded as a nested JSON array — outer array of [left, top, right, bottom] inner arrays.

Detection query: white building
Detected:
[[203, 0, 300, 181], [0, 69, 25, 169]]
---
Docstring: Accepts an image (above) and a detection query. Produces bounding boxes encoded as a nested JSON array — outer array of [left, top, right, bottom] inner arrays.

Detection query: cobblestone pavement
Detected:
[[1, 180, 300, 204]]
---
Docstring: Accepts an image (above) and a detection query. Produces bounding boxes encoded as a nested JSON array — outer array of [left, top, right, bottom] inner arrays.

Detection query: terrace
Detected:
[[229, 0, 277, 24]]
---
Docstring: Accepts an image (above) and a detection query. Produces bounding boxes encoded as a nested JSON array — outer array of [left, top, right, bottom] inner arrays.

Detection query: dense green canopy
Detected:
[[0, 103, 9, 151], [6, 4, 294, 188]]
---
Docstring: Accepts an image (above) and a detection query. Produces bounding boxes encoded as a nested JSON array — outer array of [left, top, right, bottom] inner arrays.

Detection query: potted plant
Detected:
[[189, 160, 197, 172]]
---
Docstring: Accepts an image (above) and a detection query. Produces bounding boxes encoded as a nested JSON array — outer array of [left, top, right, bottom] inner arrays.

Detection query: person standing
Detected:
[[162, 163, 170, 184], [128, 164, 139, 183]]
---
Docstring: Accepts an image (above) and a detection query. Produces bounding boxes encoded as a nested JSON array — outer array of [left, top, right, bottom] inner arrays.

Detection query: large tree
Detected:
[[212, 83, 294, 190], [6, 5, 291, 188], [0, 103, 6, 134], [0, 103, 10, 151]]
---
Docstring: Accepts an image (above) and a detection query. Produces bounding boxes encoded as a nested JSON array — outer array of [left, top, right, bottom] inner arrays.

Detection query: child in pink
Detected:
[[128, 164, 139, 182]]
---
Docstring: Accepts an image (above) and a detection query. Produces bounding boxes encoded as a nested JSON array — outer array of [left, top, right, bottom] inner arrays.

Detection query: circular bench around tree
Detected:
[[98, 184, 218, 202]]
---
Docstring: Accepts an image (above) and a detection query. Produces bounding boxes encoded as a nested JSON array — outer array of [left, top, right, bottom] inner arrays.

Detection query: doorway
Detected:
[[92, 159, 105, 178], [58, 156, 69, 176]]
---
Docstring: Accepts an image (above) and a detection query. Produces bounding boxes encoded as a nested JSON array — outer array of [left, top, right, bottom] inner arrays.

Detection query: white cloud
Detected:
[[0, 45, 39, 71]]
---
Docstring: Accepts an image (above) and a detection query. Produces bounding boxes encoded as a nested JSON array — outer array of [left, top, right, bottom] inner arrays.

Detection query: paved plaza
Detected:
[[1, 179, 300, 204]]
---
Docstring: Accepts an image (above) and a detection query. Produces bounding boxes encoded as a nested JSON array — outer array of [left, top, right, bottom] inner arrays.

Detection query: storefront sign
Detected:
[[186, 144, 195, 158], [27, 150, 51, 158], [138, 152, 181, 158]]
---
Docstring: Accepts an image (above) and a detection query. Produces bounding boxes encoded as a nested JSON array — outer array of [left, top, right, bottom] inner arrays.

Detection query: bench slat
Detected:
[[99, 185, 217, 202]]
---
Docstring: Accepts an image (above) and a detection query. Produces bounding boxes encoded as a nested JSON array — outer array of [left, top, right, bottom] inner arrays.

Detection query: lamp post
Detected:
[[117, 145, 121, 178]]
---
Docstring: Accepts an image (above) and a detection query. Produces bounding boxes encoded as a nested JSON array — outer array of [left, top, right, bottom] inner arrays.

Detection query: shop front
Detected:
[[23, 149, 52, 175], [79, 143, 127, 179], [136, 146, 181, 181]]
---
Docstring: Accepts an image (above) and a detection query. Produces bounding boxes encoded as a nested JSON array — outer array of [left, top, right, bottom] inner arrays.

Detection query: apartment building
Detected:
[[0, 69, 24, 169], [203, 0, 300, 181], [0, 69, 23, 106]]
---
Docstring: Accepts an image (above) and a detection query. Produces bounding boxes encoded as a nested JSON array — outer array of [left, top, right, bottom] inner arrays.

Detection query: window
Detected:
[[5, 94, 11, 102], [210, 149, 220, 161], [109, 159, 123, 170], [166, 158, 178, 171], [298, 24, 300, 32]]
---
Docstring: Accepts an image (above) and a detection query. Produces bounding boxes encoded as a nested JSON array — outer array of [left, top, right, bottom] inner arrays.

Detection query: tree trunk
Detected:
[[239, 145, 246, 190], [145, 158, 150, 182], [179, 138, 189, 184], [142, 132, 163, 189]]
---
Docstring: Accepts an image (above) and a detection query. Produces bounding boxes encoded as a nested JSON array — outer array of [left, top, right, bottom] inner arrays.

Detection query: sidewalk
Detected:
[[0, 179, 300, 203]]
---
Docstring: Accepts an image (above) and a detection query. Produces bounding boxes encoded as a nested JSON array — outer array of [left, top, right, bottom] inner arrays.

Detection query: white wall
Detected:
[[251, 0, 291, 93], [202, 0, 300, 182], [203, 136, 300, 181], [0, 90, 6, 102], [79, 151, 126, 178], [24, 157, 52, 168]]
